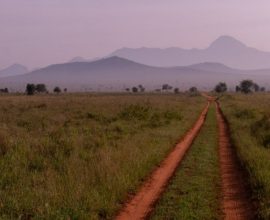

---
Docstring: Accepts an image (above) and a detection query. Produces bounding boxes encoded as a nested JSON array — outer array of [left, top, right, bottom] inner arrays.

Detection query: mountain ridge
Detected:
[[1, 56, 270, 92], [110, 36, 270, 69]]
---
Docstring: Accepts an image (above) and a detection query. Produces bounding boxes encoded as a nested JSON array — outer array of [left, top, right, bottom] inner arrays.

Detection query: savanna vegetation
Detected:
[[221, 93, 270, 219], [0, 93, 205, 219]]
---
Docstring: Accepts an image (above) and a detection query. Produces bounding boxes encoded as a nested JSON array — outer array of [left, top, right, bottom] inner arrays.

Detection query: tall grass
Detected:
[[221, 93, 270, 219], [0, 94, 205, 219]]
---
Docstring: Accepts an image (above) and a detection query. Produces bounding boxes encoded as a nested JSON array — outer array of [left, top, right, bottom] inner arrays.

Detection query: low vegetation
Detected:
[[0, 93, 204, 219]]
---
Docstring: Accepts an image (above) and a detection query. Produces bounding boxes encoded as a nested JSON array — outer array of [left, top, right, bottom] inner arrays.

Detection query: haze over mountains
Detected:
[[111, 36, 270, 70], [1, 56, 270, 92], [1, 35, 270, 92]]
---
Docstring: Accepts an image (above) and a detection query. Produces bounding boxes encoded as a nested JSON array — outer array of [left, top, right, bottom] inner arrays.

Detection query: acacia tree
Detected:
[[238, 80, 255, 94], [214, 82, 227, 93], [132, 87, 138, 93], [36, 84, 47, 93], [53, 86, 61, 94]]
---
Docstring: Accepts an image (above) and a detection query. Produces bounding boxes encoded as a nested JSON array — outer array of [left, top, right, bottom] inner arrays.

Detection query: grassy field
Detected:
[[221, 93, 270, 219], [151, 104, 221, 220], [0, 93, 205, 219]]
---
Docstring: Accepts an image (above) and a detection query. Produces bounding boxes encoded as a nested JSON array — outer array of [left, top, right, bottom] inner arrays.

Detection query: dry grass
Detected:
[[0, 93, 205, 219]]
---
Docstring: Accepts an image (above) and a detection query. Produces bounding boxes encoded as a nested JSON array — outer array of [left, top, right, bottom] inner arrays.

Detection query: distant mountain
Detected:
[[0, 64, 28, 78], [1, 56, 270, 92], [68, 56, 100, 63], [111, 35, 270, 69]]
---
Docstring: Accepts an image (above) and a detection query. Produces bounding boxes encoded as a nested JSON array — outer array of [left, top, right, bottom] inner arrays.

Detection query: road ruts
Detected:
[[215, 101, 256, 220], [115, 102, 210, 220]]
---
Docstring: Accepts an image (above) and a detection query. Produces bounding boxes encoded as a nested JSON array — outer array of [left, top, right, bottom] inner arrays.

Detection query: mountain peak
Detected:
[[208, 35, 247, 50], [0, 63, 28, 77]]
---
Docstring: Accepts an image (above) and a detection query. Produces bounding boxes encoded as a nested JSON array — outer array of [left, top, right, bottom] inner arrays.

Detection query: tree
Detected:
[[53, 86, 61, 94], [162, 84, 172, 91], [189, 87, 198, 93], [239, 80, 254, 94], [214, 82, 227, 93], [36, 84, 47, 93], [125, 88, 130, 92], [0, 88, 9, 93], [174, 88, 180, 94], [26, 84, 36, 95], [132, 87, 138, 93], [64, 88, 67, 93]]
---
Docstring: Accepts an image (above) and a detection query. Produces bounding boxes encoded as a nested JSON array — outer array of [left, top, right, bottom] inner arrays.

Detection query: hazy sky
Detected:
[[1, 0, 270, 69]]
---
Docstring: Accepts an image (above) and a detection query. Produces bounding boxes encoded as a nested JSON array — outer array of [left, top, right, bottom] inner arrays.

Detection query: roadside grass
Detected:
[[0, 93, 205, 219], [221, 93, 270, 219], [151, 104, 221, 220]]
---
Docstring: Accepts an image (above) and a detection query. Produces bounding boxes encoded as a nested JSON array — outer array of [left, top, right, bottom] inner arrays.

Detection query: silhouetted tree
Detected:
[[36, 84, 47, 93], [132, 87, 138, 93], [26, 84, 36, 95], [214, 82, 227, 93], [189, 87, 198, 93], [53, 86, 61, 94], [174, 88, 180, 94], [64, 88, 67, 93], [0, 88, 9, 93], [239, 80, 254, 94], [125, 88, 130, 92], [162, 84, 172, 91]]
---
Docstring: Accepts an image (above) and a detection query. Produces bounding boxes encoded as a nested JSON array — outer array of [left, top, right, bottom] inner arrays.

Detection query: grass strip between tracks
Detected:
[[151, 104, 221, 220]]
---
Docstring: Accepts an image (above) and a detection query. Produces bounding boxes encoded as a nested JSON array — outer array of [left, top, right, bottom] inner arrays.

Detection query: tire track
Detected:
[[215, 101, 256, 220], [115, 102, 210, 220]]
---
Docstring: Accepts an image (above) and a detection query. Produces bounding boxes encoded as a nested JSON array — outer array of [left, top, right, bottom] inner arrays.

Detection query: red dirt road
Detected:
[[216, 102, 256, 220], [116, 102, 210, 220]]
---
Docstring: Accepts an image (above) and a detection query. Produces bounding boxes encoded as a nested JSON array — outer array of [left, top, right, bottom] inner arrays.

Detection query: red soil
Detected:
[[115, 102, 210, 220], [216, 102, 256, 220]]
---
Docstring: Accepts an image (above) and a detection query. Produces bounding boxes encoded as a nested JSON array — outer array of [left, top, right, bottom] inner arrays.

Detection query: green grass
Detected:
[[221, 93, 270, 219], [0, 93, 205, 219], [151, 104, 221, 220]]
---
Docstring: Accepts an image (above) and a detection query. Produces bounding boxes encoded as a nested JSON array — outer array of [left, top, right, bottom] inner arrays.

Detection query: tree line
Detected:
[[25, 84, 67, 95], [0, 79, 268, 95]]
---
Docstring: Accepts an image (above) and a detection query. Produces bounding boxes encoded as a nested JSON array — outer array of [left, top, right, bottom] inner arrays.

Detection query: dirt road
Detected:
[[216, 101, 256, 220], [115, 102, 210, 220]]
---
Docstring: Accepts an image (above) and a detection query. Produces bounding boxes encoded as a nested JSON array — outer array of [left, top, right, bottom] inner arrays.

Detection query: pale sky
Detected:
[[1, 0, 270, 69]]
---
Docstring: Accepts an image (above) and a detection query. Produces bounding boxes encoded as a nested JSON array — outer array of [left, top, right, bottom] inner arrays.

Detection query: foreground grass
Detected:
[[151, 104, 221, 220], [221, 93, 270, 219], [0, 93, 204, 219]]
